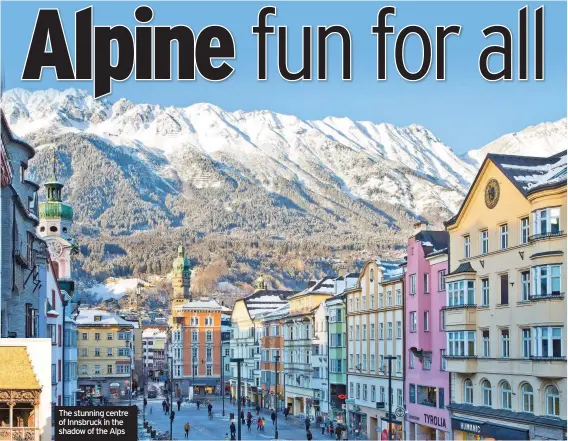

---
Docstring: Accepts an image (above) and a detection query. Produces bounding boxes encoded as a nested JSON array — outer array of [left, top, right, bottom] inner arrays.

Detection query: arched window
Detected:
[[546, 385, 560, 417], [521, 383, 534, 413], [464, 379, 473, 404], [482, 380, 492, 406], [500, 381, 512, 409], [50, 226, 58, 232]]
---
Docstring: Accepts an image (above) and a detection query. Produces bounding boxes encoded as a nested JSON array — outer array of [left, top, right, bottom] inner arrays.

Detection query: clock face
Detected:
[[47, 240, 64, 260], [485, 179, 500, 209]]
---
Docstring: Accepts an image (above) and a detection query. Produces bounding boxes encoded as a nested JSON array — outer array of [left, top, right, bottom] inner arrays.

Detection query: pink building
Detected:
[[404, 227, 450, 440]]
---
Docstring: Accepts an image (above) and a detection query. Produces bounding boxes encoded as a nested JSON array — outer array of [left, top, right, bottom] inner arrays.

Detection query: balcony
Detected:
[[0, 427, 40, 441], [443, 305, 477, 330], [529, 293, 565, 302], [444, 356, 477, 373], [530, 357, 567, 378], [529, 230, 564, 242]]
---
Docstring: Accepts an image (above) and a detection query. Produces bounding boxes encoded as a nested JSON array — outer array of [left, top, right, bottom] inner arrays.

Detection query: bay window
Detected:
[[447, 280, 475, 306], [533, 207, 561, 237], [534, 327, 563, 358], [447, 331, 476, 356], [532, 265, 562, 297]]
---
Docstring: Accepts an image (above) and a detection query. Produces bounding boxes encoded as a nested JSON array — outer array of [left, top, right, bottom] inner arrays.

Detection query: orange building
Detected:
[[171, 297, 231, 396], [259, 304, 289, 410]]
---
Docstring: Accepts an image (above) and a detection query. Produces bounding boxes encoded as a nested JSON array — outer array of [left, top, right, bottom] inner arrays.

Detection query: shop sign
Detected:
[[452, 419, 482, 435], [424, 413, 447, 429], [345, 399, 355, 404]]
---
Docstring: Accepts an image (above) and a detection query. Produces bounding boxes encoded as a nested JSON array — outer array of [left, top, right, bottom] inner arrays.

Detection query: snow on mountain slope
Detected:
[[466, 119, 567, 166]]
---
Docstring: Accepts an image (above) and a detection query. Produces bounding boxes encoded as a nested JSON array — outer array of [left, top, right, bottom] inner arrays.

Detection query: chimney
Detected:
[[413, 220, 429, 235], [337, 264, 347, 278]]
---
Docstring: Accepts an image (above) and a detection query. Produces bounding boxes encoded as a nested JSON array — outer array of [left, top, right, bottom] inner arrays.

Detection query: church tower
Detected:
[[37, 150, 74, 279], [172, 245, 191, 305]]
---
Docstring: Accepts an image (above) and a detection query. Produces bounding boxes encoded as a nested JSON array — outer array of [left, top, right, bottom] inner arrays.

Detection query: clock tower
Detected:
[[37, 151, 74, 279]]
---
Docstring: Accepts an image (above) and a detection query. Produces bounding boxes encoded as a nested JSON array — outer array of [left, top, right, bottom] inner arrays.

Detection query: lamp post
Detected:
[[274, 355, 280, 439], [325, 314, 330, 419], [221, 354, 226, 416], [384, 355, 396, 441], [169, 356, 174, 439], [129, 340, 133, 406], [231, 358, 244, 441], [61, 296, 68, 403]]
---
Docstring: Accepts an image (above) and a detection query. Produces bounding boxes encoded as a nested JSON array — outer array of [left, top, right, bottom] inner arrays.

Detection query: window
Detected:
[[438, 270, 446, 291], [206, 365, 212, 376], [533, 207, 561, 236], [190, 317, 199, 326], [423, 311, 429, 331], [447, 280, 475, 306], [356, 325, 360, 340], [534, 327, 563, 357], [380, 386, 385, 403], [48, 324, 57, 345], [482, 330, 490, 358], [370, 324, 375, 340], [464, 235, 470, 258], [387, 322, 393, 340], [379, 293, 384, 308], [396, 321, 402, 339], [520, 217, 530, 244], [379, 323, 384, 339], [410, 274, 416, 294], [395, 289, 402, 305], [107, 365, 113, 374], [546, 385, 560, 417], [387, 290, 392, 306], [440, 310, 445, 331], [422, 353, 431, 370], [370, 354, 375, 371], [379, 355, 384, 370], [440, 350, 447, 371], [464, 379, 473, 404], [82, 333, 88, 340], [370, 268, 374, 282], [94, 333, 100, 341], [362, 354, 367, 370], [81, 365, 87, 374], [447, 331, 476, 356], [107, 332, 113, 340], [362, 296, 366, 310], [356, 384, 360, 399], [520, 383, 534, 413], [482, 380, 492, 406], [521, 271, 531, 301], [81, 348, 87, 357], [500, 329, 510, 358], [396, 355, 402, 373], [481, 279, 489, 306], [417, 385, 437, 407], [356, 298, 359, 311], [51, 364, 56, 384], [370, 295, 375, 309], [349, 326, 353, 340], [363, 384, 368, 401], [94, 348, 100, 357], [409, 384, 416, 404], [480, 229, 489, 254], [500, 274, 509, 305], [349, 383, 353, 398], [107, 348, 113, 356], [94, 365, 101, 375], [206, 330, 213, 342], [192, 330, 198, 342], [500, 382, 512, 409], [522, 329, 531, 358], [532, 265, 562, 297], [363, 325, 367, 340], [371, 386, 376, 402], [500, 224, 508, 250], [409, 351, 415, 369], [397, 389, 403, 407], [410, 312, 417, 332], [424, 273, 430, 293], [439, 388, 445, 409]]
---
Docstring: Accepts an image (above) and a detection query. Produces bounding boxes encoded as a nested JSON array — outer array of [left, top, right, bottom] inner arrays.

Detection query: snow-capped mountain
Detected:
[[1, 88, 565, 284], [466, 119, 567, 166]]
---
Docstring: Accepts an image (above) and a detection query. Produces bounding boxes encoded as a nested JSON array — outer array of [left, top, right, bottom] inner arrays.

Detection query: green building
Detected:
[[326, 293, 347, 423]]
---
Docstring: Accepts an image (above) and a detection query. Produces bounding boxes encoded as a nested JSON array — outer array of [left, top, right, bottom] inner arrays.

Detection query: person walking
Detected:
[[177, 399, 181, 412], [306, 429, 313, 441], [305, 417, 311, 430], [284, 407, 289, 421], [242, 397, 246, 407], [257, 418, 262, 431], [261, 417, 265, 432], [230, 421, 236, 440], [162, 400, 166, 412], [240, 410, 245, 425], [246, 416, 252, 432], [184, 422, 190, 439], [256, 404, 260, 416], [271, 410, 276, 425], [321, 420, 326, 435], [165, 404, 170, 415]]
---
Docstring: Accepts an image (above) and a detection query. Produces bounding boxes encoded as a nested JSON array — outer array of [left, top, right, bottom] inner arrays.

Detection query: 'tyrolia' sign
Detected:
[[424, 414, 447, 429]]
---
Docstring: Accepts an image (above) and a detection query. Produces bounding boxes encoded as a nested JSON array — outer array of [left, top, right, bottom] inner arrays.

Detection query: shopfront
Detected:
[[349, 406, 367, 436], [379, 417, 403, 441], [406, 407, 450, 440], [451, 417, 529, 441]]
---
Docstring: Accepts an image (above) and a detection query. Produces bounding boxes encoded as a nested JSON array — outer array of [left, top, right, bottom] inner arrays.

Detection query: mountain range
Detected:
[[2, 88, 566, 290]]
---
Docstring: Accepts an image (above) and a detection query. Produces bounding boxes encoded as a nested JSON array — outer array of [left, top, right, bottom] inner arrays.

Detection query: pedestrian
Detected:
[[271, 410, 276, 425], [166, 404, 170, 415], [257, 418, 262, 431], [321, 421, 326, 435], [247, 411, 252, 421], [184, 422, 190, 439], [230, 421, 236, 438], [241, 410, 245, 425], [170, 410, 175, 423], [177, 399, 181, 412], [197, 401, 200, 410], [256, 404, 260, 416], [284, 407, 289, 421], [261, 417, 265, 432], [305, 417, 311, 430], [242, 397, 246, 407], [162, 400, 166, 412], [335, 425, 341, 440], [306, 429, 313, 441], [246, 417, 252, 432]]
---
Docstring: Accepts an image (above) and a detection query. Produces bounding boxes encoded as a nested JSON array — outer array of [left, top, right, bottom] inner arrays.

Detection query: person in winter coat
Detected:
[[246, 416, 252, 432], [256, 404, 260, 415], [165, 404, 170, 415], [306, 429, 313, 441], [305, 417, 311, 430], [257, 418, 262, 431], [240, 410, 245, 424], [271, 411, 276, 425], [321, 421, 326, 435], [162, 400, 166, 412], [177, 399, 181, 412], [229, 421, 236, 438], [183, 422, 190, 438], [247, 411, 252, 420], [261, 417, 265, 432]]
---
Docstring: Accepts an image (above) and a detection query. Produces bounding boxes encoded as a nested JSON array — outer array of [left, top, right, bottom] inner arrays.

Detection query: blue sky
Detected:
[[1, 1, 566, 153]]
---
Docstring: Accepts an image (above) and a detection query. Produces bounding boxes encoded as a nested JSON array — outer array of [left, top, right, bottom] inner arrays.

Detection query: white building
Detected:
[[142, 328, 168, 379], [346, 260, 405, 440]]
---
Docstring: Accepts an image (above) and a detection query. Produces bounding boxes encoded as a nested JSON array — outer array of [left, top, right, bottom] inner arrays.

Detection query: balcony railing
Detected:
[[529, 230, 564, 242], [0, 427, 40, 441], [529, 293, 565, 301]]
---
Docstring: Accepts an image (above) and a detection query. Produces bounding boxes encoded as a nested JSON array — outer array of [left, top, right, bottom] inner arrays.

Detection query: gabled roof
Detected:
[[414, 230, 449, 257], [0, 347, 41, 390], [242, 288, 296, 319], [446, 151, 567, 228], [448, 262, 476, 276]]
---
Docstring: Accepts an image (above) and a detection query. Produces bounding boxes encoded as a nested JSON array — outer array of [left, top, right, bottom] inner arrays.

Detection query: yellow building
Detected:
[[76, 309, 135, 400], [444, 151, 567, 440]]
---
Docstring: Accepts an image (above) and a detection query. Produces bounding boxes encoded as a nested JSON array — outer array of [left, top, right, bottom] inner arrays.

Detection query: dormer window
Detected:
[[94, 315, 102, 322]]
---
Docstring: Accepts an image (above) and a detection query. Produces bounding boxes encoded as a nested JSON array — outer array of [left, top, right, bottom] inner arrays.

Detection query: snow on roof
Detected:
[[75, 309, 134, 327], [142, 328, 167, 339], [174, 297, 229, 311], [375, 259, 405, 282]]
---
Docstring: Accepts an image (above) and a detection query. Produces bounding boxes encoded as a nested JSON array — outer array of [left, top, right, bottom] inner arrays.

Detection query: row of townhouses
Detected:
[[225, 150, 567, 441]]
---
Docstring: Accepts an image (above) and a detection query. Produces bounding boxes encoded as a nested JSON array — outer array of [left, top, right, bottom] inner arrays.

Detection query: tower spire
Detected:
[[52, 148, 58, 181]]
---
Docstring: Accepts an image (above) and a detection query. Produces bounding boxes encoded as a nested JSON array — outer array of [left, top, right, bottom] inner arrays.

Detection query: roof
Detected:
[[243, 289, 296, 318], [292, 276, 337, 298], [142, 328, 168, 339], [414, 230, 449, 257], [446, 151, 567, 228], [0, 347, 41, 390], [173, 297, 231, 312], [1, 111, 35, 158], [448, 403, 567, 429], [376, 260, 405, 282], [75, 309, 135, 327], [448, 261, 476, 276]]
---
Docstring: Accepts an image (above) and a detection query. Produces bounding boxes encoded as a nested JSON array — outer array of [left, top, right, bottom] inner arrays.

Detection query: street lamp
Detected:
[[379, 356, 396, 441], [274, 354, 280, 439], [325, 314, 330, 420], [230, 358, 244, 441], [168, 356, 174, 439]]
